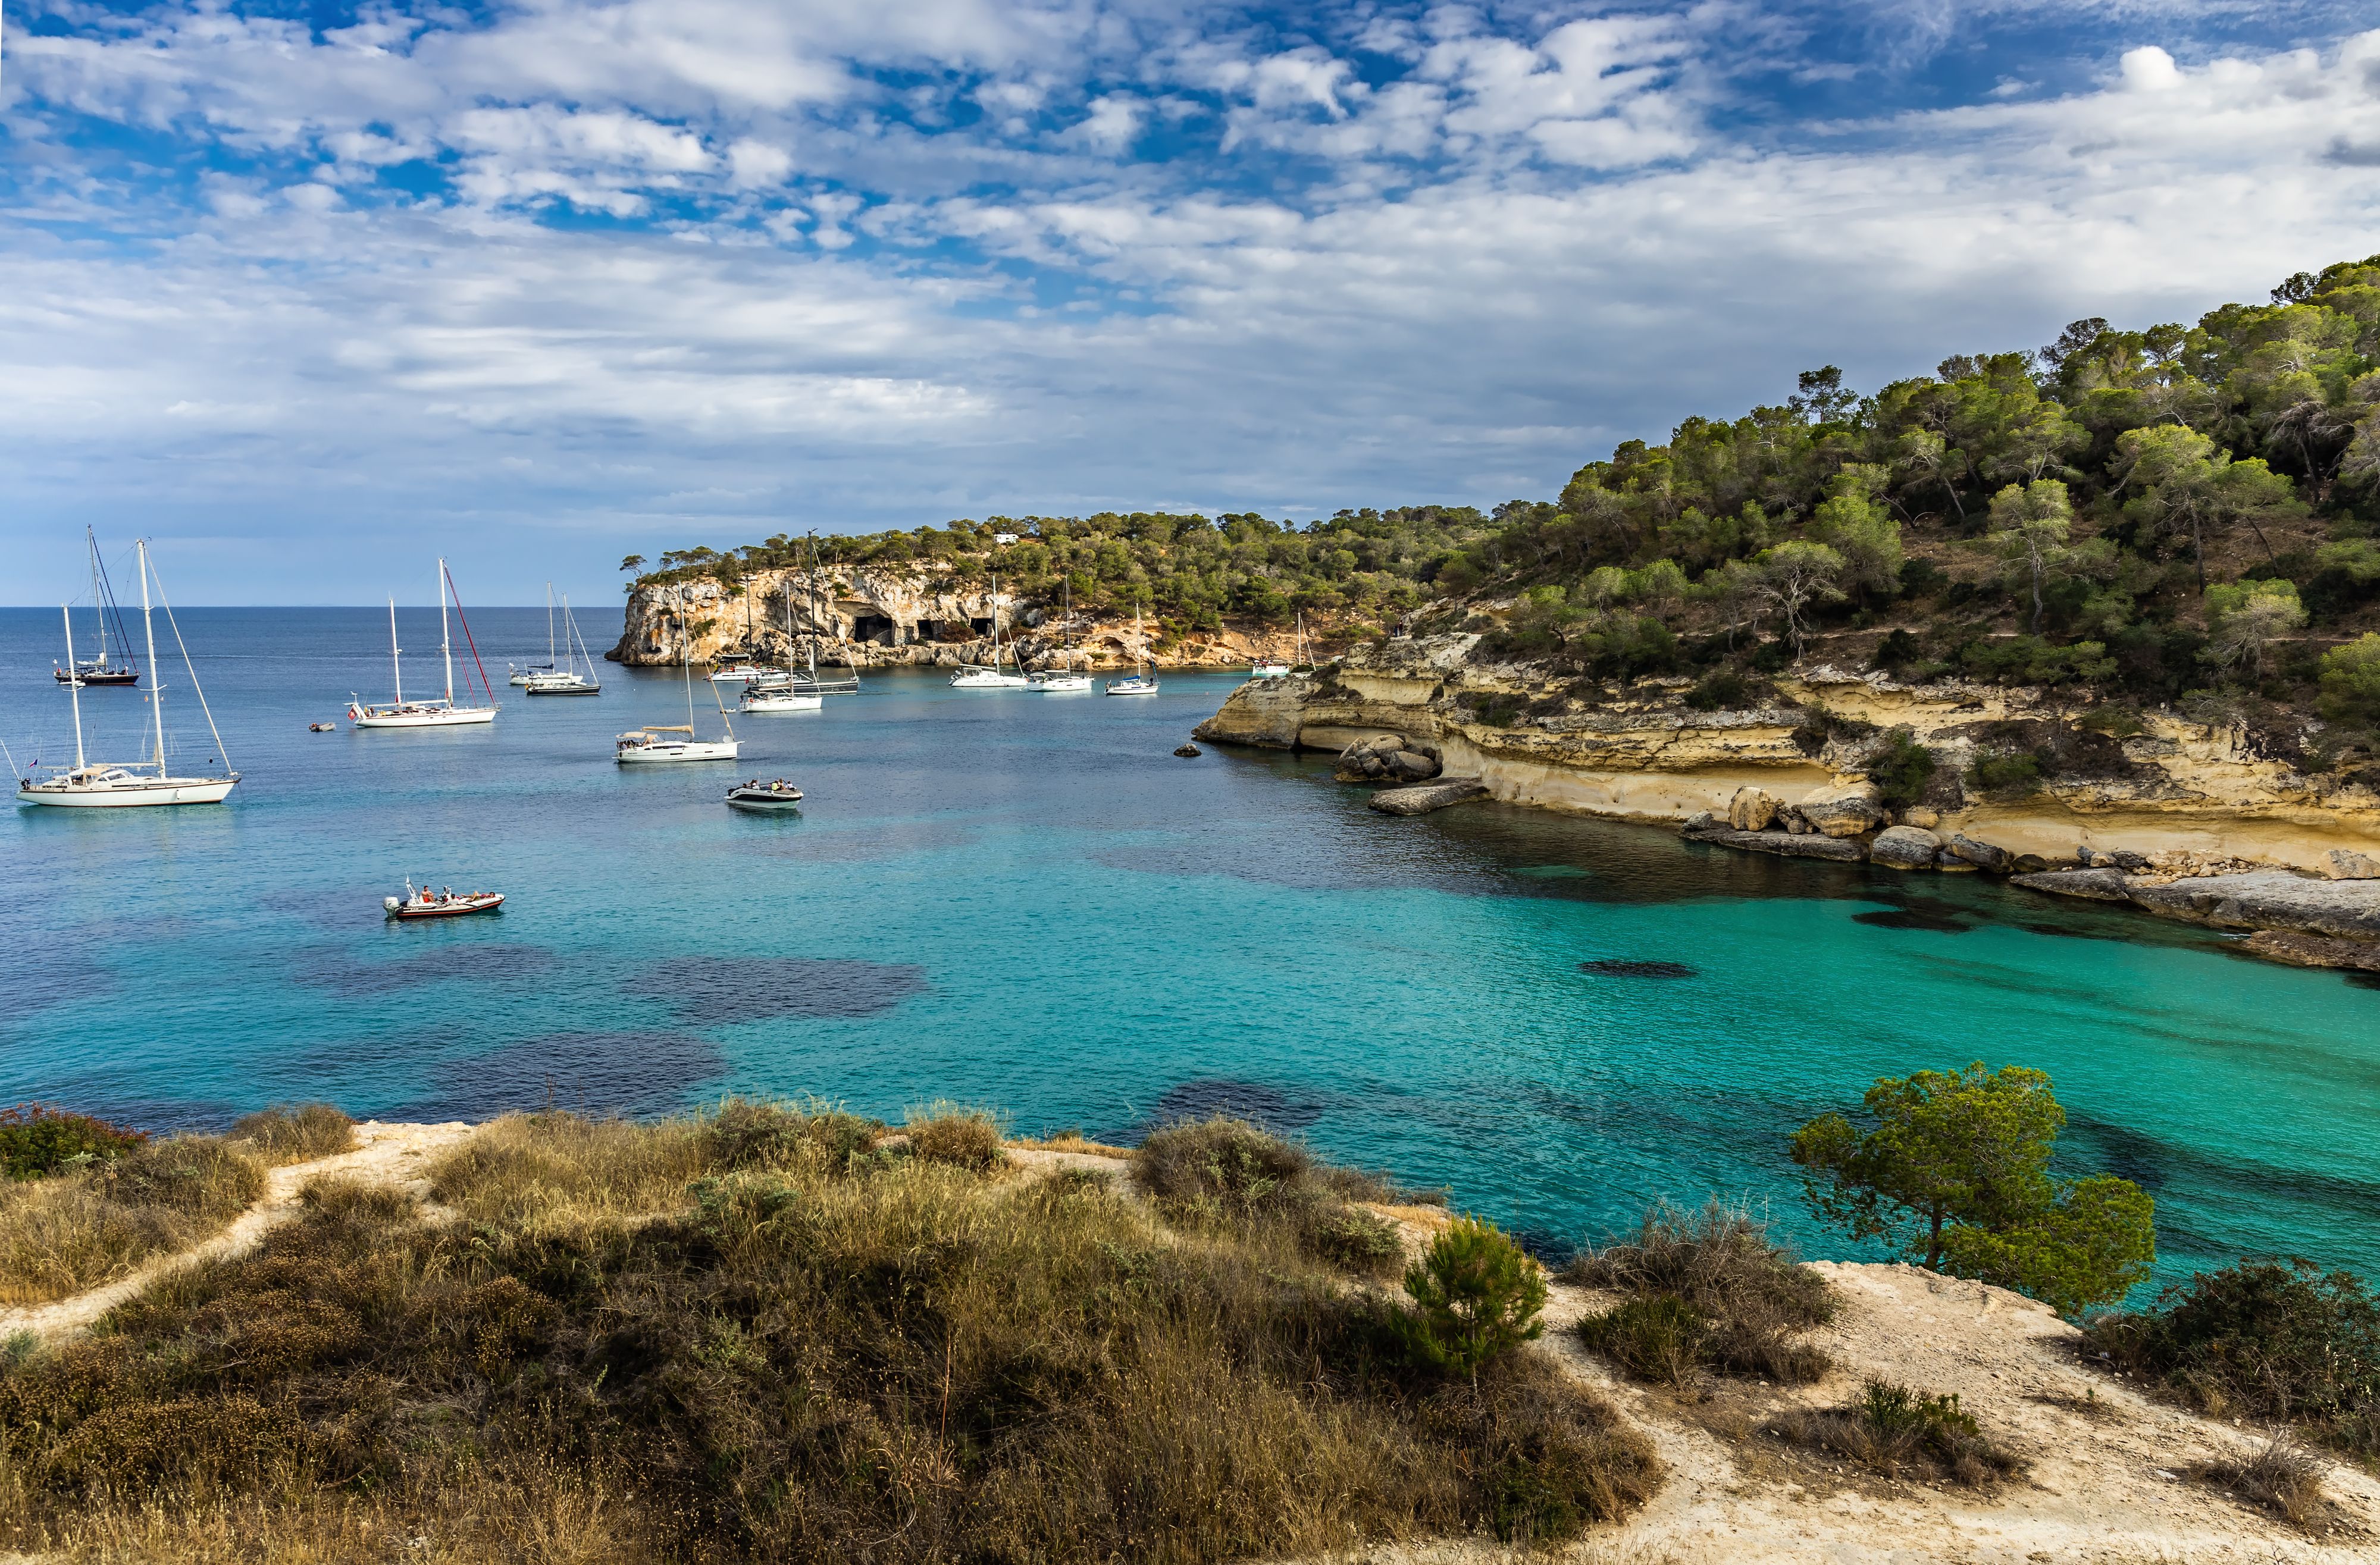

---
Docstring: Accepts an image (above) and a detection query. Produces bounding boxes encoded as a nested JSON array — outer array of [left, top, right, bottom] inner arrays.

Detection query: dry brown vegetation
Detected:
[[0, 1103, 1659, 1562], [0, 1137, 262, 1307], [903, 1103, 1004, 1171], [1769, 1379, 2026, 1488], [228, 1105, 357, 1167], [1571, 1202, 1835, 1387], [2191, 1435, 2336, 1529], [1133, 1115, 1434, 1278]]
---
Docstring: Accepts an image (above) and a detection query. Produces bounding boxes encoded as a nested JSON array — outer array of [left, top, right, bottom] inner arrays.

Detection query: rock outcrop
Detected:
[[1868, 826, 1944, 870], [1334, 734, 1442, 785], [1367, 779, 1489, 816]]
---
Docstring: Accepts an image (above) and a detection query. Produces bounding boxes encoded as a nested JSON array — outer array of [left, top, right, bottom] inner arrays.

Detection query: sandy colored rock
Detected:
[[2241, 930, 2380, 970], [1368, 779, 1489, 816], [1798, 780, 1887, 838], [1869, 824, 1943, 869]]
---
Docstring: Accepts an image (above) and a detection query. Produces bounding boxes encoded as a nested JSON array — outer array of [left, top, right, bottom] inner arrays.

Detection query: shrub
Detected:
[[1580, 1294, 1703, 1385], [1864, 727, 1936, 810], [1397, 1218, 1546, 1378], [1133, 1117, 1408, 1275], [1775, 1379, 2024, 1486], [1684, 669, 1749, 711], [2191, 1437, 2331, 1527], [1966, 749, 2043, 800], [2318, 633, 2380, 725], [904, 1105, 1003, 1171], [1571, 1201, 1833, 1384], [0, 1105, 146, 1180], [2082, 1257, 2380, 1459], [0, 1136, 264, 1306], [1869, 627, 1923, 672], [230, 1103, 356, 1166]]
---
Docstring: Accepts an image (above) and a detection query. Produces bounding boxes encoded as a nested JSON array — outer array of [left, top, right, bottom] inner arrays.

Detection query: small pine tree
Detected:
[[1398, 1218, 1547, 1377]]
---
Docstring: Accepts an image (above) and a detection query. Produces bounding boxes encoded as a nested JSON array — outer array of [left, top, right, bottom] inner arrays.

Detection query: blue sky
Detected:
[[4, 0, 2378, 603]]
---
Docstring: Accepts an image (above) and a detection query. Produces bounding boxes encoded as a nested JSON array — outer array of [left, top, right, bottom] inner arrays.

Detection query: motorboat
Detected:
[[1104, 604, 1160, 696], [51, 529, 140, 686], [384, 879, 504, 919], [351, 563, 501, 728], [616, 726, 739, 763], [741, 687, 822, 713], [524, 594, 603, 695], [725, 778, 805, 811], [1250, 657, 1290, 679], [18, 540, 239, 808]]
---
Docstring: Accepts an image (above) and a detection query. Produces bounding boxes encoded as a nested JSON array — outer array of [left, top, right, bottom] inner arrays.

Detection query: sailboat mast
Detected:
[[439, 559, 455, 704], [139, 540, 165, 776], [389, 598, 405, 705], [547, 582, 556, 667], [61, 606, 86, 771], [88, 530, 108, 668], [681, 588, 696, 727]]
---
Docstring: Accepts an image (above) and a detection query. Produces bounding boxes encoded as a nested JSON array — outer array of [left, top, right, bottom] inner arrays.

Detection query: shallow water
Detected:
[[2, 605, 2375, 1290]]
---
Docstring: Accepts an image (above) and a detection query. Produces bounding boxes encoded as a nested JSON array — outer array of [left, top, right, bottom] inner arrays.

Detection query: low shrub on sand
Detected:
[[0, 1106, 146, 1181], [904, 1104, 1004, 1171], [1133, 1116, 1411, 1277], [0, 1136, 264, 1306], [1771, 1380, 2025, 1486], [1573, 1201, 1834, 1384], [2083, 1257, 2380, 1461], [2190, 1435, 2333, 1528], [228, 1103, 356, 1166], [0, 1105, 1661, 1561]]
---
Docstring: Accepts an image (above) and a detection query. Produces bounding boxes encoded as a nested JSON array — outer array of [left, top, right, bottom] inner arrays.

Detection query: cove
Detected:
[[1, 607, 2374, 1294]]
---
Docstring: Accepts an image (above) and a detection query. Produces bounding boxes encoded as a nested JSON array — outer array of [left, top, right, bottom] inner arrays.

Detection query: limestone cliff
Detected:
[[1194, 635, 2380, 875], [610, 566, 1326, 672]]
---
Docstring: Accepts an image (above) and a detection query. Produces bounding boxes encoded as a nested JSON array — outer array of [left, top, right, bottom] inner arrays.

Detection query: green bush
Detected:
[[904, 1106, 1004, 1171], [1397, 1218, 1546, 1377], [1684, 669, 1749, 711], [1571, 1201, 1833, 1384], [1865, 727, 1937, 808], [1966, 750, 2043, 800], [2318, 633, 2380, 725], [0, 1105, 146, 1180], [1579, 1294, 1703, 1385]]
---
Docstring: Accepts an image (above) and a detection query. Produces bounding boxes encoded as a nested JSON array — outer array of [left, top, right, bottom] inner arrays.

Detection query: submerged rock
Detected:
[[1368, 779, 1489, 816], [1870, 826, 1944, 870], [2011, 867, 2134, 902], [1683, 825, 1866, 861], [2240, 930, 2380, 971], [1579, 959, 1699, 978]]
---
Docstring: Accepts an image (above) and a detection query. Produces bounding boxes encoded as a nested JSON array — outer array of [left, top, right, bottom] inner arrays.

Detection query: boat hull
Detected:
[[387, 894, 504, 919], [524, 682, 602, 696], [951, 671, 1031, 689], [350, 705, 498, 728], [19, 776, 237, 807], [743, 694, 822, 712], [56, 670, 139, 686], [617, 743, 740, 764], [1104, 681, 1160, 696], [1029, 676, 1094, 692]]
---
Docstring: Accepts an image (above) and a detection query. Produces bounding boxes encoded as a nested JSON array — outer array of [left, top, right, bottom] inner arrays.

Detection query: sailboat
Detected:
[[1104, 603, 1160, 696], [349, 562, 501, 729], [618, 590, 740, 762], [52, 529, 140, 686], [525, 594, 603, 695], [742, 570, 821, 711], [1029, 575, 1092, 692], [1250, 611, 1291, 680], [20, 539, 238, 807], [950, 564, 1029, 688], [509, 585, 560, 685], [773, 534, 862, 696]]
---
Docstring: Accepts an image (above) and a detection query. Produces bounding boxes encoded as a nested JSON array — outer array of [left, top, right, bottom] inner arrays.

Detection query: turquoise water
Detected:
[[3, 606, 2376, 1290]]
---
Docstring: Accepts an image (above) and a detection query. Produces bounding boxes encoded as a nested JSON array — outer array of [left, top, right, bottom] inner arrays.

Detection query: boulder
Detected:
[[1797, 781, 1887, 839], [2010, 867, 2134, 902], [1935, 849, 1978, 871], [1368, 779, 1489, 816], [1727, 786, 1780, 832], [1681, 811, 1717, 834], [1686, 827, 1867, 862], [1335, 734, 1440, 785], [1902, 808, 1941, 829], [2318, 848, 2380, 881], [1869, 826, 1944, 870], [1173, 743, 1201, 758], [1384, 749, 1439, 781], [1946, 834, 2013, 873]]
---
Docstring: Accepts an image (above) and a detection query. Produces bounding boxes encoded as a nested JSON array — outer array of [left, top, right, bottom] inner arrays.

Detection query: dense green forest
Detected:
[[632, 255, 2380, 762]]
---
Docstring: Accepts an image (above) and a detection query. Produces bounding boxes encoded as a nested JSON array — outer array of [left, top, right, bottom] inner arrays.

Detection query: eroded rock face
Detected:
[[1367, 779, 1488, 816], [1870, 826, 1944, 870], [2319, 848, 2380, 880], [1728, 786, 1780, 832]]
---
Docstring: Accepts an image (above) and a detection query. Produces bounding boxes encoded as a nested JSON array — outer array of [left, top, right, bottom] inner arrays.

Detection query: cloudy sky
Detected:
[[4, 0, 2378, 603]]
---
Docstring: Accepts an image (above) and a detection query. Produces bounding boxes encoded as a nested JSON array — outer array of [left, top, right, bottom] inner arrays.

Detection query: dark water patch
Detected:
[[629, 955, 928, 1023], [11, 949, 113, 1016], [1120, 1078, 1328, 1140], [2347, 973, 2380, 992], [386, 1030, 725, 1121], [1510, 1228, 1579, 1266], [1853, 905, 1977, 933], [1579, 959, 1699, 978], [293, 943, 559, 996], [2062, 1112, 2380, 1213]]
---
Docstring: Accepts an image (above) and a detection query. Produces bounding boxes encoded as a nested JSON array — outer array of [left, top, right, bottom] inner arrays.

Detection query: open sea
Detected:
[[2, 604, 2376, 1292]]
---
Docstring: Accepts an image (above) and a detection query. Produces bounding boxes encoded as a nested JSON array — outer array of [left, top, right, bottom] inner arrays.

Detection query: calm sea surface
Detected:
[[2, 605, 2375, 1290]]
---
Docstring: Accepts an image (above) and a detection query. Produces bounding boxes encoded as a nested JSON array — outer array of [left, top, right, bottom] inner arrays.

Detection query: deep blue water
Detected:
[[2, 605, 2376, 1291]]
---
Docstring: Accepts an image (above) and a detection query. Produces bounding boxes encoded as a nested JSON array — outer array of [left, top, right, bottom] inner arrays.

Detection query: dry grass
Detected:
[[0, 1104, 1661, 1561], [1770, 1381, 2026, 1488], [2191, 1436, 2332, 1528], [0, 1137, 264, 1307], [1007, 1130, 1133, 1156], [1133, 1116, 1413, 1277], [903, 1103, 1004, 1171], [228, 1105, 356, 1167], [1573, 1202, 1835, 1385]]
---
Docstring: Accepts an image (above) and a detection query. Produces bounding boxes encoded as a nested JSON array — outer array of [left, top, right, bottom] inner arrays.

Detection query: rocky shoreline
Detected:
[[1195, 638, 2380, 975]]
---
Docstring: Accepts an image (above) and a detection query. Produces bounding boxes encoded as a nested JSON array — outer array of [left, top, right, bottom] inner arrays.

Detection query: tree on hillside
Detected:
[[2203, 579, 2307, 681], [620, 554, 645, 572], [1748, 541, 1844, 660], [2116, 425, 2301, 586], [1790, 1062, 2156, 1316], [1983, 479, 2077, 633]]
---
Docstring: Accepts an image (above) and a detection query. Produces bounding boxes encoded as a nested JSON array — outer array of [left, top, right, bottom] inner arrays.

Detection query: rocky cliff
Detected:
[[609, 566, 1322, 672]]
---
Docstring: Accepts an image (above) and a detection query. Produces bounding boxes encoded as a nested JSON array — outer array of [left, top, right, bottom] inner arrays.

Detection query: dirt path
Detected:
[[0, 1120, 476, 1344]]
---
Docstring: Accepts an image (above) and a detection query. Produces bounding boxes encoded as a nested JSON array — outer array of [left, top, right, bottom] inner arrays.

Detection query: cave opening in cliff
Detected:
[[852, 614, 896, 645]]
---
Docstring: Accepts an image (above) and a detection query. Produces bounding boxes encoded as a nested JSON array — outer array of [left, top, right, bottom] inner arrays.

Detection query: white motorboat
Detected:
[[621, 588, 740, 762], [1104, 604, 1160, 696], [616, 726, 738, 763], [351, 563, 501, 728], [384, 878, 505, 919], [1250, 658, 1290, 679], [524, 592, 603, 695], [951, 563, 1030, 688], [18, 540, 239, 808], [725, 778, 805, 811]]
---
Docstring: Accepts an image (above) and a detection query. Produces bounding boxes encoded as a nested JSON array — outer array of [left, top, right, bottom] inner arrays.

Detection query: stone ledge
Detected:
[[1367, 779, 1490, 816]]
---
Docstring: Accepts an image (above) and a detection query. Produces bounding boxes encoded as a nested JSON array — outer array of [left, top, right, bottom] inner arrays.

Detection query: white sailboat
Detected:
[[1030, 575, 1092, 691], [619, 591, 740, 763], [774, 533, 862, 696], [349, 562, 500, 729], [1104, 603, 1159, 696], [524, 592, 603, 695], [741, 562, 823, 711], [19, 540, 238, 808], [508, 585, 559, 685], [950, 564, 1029, 688]]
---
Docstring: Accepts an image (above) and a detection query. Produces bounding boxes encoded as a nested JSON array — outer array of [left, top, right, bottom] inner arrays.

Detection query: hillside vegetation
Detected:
[[634, 255, 2380, 764]]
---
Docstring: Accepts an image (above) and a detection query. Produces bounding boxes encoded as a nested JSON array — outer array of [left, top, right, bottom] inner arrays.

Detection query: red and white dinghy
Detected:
[[384, 879, 505, 920]]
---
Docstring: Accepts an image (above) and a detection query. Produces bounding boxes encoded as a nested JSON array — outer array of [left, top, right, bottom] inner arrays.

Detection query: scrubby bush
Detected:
[[1133, 1117, 1410, 1276], [1571, 1201, 1834, 1384], [1864, 727, 1937, 810], [2318, 633, 2380, 725], [2190, 1437, 2331, 1527], [1966, 749, 2044, 800], [0, 1136, 264, 1306], [0, 1105, 145, 1180], [1397, 1218, 1546, 1378], [230, 1103, 356, 1166], [904, 1105, 1003, 1171], [2083, 1257, 2380, 1459]]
